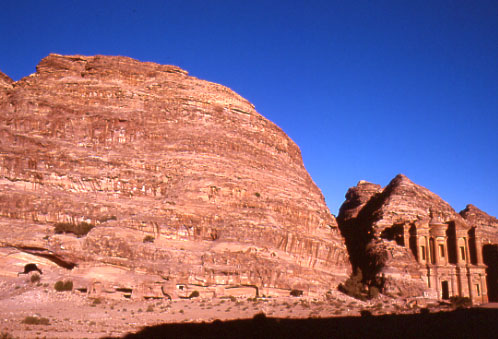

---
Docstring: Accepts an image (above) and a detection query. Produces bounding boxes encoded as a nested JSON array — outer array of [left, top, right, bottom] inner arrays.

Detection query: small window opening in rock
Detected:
[[123, 294, 132, 299], [476, 284, 480, 296], [290, 289, 303, 297], [420, 246, 426, 260], [460, 246, 466, 260], [116, 288, 133, 293], [380, 224, 404, 246], [439, 244, 445, 258], [76, 288, 88, 293]]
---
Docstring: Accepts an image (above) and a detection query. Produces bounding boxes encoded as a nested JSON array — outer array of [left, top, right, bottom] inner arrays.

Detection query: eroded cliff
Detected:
[[0, 54, 349, 299]]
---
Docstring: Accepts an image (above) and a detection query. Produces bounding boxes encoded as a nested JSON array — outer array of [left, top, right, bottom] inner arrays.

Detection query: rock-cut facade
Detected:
[[337, 174, 497, 304]]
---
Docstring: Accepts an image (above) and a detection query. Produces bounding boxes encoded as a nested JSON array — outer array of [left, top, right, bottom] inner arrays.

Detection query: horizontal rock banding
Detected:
[[0, 54, 349, 296]]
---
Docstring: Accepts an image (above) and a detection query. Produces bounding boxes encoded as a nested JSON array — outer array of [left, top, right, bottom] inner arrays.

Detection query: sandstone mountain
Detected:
[[0, 54, 350, 299], [337, 174, 498, 301]]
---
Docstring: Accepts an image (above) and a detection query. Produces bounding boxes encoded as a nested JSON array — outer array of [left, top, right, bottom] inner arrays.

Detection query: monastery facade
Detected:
[[401, 219, 488, 303]]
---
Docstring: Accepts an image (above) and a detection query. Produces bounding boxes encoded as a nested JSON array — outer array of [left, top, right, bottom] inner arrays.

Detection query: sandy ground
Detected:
[[0, 275, 455, 339]]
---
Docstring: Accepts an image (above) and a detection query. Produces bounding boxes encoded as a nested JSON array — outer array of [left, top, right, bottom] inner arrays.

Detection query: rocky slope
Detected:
[[0, 54, 350, 299]]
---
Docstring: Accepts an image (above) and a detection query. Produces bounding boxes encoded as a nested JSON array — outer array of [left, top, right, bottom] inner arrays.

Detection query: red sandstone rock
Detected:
[[0, 71, 12, 85], [338, 174, 496, 302], [0, 70, 12, 102], [460, 204, 498, 244], [0, 54, 349, 298]]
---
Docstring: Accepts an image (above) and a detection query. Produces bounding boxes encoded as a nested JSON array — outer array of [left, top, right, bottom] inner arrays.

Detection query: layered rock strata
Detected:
[[337, 174, 496, 303], [0, 54, 349, 299]]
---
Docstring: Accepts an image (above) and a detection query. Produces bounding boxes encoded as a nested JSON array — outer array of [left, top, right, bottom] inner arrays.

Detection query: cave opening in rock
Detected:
[[116, 287, 133, 299], [380, 223, 404, 246]]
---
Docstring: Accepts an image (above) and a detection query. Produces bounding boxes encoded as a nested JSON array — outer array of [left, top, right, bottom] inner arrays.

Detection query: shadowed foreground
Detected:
[[114, 308, 497, 339]]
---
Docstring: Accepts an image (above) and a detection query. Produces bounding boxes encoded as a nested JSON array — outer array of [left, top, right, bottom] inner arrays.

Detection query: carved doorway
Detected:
[[441, 281, 450, 300]]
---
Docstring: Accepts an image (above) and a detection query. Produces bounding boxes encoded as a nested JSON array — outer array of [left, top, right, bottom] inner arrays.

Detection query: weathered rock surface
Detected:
[[0, 70, 12, 85], [0, 54, 349, 298], [460, 204, 498, 301], [460, 204, 498, 244], [0, 70, 12, 102], [337, 174, 498, 299], [337, 175, 430, 297]]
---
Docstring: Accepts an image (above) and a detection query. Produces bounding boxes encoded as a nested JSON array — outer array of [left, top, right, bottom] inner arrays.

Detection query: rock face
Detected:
[[337, 175, 430, 297], [0, 70, 12, 101], [460, 204, 498, 244], [460, 204, 498, 301], [0, 54, 349, 299], [337, 174, 496, 303]]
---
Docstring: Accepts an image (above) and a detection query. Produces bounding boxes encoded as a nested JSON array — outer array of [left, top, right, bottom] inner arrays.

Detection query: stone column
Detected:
[[444, 239, 450, 265], [450, 269, 457, 298], [431, 238, 438, 265], [475, 234, 484, 265], [464, 237, 471, 265], [455, 228, 469, 297], [455, 230, 467, 265], [480, 274, 488, 303], [424, 235, 431, 264], [467, 270, 474, 300], [425, 236, 430, 265], [403, 223, 411, 248], [456, 266, 465, 296], [412, 230, 420, 261], [465, 237, 474, 300]]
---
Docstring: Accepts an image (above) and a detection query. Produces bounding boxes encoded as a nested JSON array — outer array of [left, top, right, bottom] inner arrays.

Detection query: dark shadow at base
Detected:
[[106, 308, 498, 339]]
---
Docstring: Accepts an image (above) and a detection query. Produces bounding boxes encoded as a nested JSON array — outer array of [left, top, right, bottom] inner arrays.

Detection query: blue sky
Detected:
[[1, 1, 497, 217]]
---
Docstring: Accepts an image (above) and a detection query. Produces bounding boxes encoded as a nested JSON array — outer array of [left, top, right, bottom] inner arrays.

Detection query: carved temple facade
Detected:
[[400, 219, 488, 303]]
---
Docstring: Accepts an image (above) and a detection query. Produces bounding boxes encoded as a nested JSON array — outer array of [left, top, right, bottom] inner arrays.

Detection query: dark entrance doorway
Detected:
[[441, 281, 450, 300]]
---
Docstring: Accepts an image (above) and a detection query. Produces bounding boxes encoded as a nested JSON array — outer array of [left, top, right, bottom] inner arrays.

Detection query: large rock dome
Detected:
[[0, 54, 349, 298]]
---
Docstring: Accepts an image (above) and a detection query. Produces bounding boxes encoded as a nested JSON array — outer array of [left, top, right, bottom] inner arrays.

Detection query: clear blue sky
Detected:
[[1, 1, 497, 217]]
